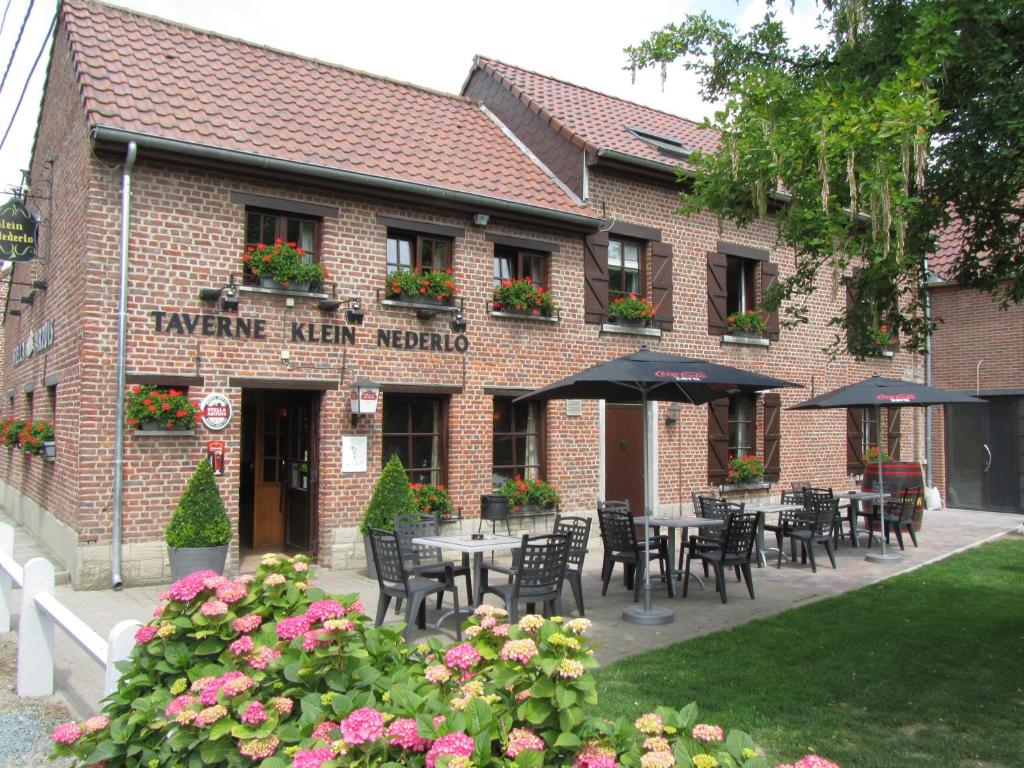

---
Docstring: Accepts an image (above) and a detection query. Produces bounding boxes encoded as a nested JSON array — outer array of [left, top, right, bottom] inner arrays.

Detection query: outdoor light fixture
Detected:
[[8, 308, 21, 316], [472, 213, 490, 227], [345, 300, 365, 325], [350, 378, 380, 427], [19, 292, 34, 305], [449, 308, 467, 333], [665, 402, 682, 426], [218, 286, 239, 312], [199, 286, 224, 301], [31, 279, 47, 290], [318, 298, 342, 312]]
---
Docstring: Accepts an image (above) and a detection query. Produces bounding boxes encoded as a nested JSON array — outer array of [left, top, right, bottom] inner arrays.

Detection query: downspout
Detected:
[[111, 141, 137, 591], [923, 254, 933, 487]]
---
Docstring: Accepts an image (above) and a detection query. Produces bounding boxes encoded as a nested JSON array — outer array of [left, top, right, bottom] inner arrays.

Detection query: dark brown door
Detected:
[[605, 403, 645, 513], [284, 393, 319, 553]]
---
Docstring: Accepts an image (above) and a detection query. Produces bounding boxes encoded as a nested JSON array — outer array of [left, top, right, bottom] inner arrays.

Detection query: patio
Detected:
[[11, 505, 1019, 716]]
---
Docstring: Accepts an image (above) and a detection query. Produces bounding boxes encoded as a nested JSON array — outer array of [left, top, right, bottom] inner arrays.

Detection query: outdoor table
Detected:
[[636, 516, 723, 594], [412, 533, 522, 607], [746, 503, 804, 566], [835, 491, 888, 547]]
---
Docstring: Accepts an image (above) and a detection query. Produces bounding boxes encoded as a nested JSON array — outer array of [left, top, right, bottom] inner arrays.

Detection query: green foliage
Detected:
[[361, 454, 418, 534], [607, 294, 654, 322], [625, 1, 1024, 358], [492, 277, 557, 316], [386, 267, 458, 301], [863, 444, 890, 463], [20, 419, 54, 454], [126, 385, 198, 430], [726, 310, 767, 334], [726, 454, 765, 484], [497, 476, 561, 510], [409, 481, 455, 519], [1, 418, 26, 447], [243, 238, 324, 286], [166, 460, 231, 548]]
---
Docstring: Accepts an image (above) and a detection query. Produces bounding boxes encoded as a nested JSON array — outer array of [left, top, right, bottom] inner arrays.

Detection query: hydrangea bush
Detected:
[[51, 554, 838, 768]]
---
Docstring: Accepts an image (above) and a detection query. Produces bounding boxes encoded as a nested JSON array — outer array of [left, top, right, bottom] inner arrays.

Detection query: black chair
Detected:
[[803, 487, 845, 544], [479, 533, 570, 621], [764, 491, 804, 564], [596, 506, 673, 601], [780, 495, 839, 572], [368, 527, 461, 641], [870, 487, 921, 550], [553, 514, 592, 616], [479, 494, 512, 535], [393, 513, 472, 610], [682, 511, 761, 604], [690, 498, 737, 575]]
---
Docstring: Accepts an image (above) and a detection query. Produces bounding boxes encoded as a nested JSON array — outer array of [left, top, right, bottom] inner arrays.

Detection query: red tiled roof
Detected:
[[931, 220, 966, 281], [470, 56, 722, 168], [61, 1, 590, 217]]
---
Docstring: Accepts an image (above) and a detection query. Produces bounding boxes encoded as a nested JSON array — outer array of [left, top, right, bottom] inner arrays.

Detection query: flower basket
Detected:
[[410, 481, 455, 519], [726, 454, 765, 485], [492, 277, 556, 317], [1, 418, 25, 448], [126, 385, 199, 431], [243, 238, 324, 290], [386, 268, 457, 304], [497, 476, 560, 512], [726, 309, 766, 337], [608, 294, 654, 325], [20, 420, 54, 455]]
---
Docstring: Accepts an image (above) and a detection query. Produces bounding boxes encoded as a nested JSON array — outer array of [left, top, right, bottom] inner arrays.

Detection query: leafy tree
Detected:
[[626, 0, 1024, 356], [166, 460, 231, 548], [360, 453, 418, 534]]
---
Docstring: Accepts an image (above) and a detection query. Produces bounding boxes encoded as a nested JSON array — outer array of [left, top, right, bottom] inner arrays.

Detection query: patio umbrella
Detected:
[[515, 348, 800, 625], [790, 374, 984, 562]]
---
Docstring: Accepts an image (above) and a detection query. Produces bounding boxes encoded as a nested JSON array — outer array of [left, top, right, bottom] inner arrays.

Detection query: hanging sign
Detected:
[[206, 440, 226, 476], [0, 197, 38, 262], [199, 393, 233, 430]]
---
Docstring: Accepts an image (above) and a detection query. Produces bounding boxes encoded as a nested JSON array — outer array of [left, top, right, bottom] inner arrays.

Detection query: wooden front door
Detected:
[[605, 403, 645, 513], [284, 394, 319, 552], [252, 394, 286, 548]]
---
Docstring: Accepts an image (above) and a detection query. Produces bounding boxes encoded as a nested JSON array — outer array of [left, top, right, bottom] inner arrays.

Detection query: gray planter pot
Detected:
[[168, 544, 228, 581], [259, 275, 310, 292], [363, 535, 377, 580], [609, 316, 649, 327]]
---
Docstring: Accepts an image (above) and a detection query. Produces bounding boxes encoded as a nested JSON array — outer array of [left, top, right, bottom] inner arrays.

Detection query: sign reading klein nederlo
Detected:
[[0, 197, 38, 262]]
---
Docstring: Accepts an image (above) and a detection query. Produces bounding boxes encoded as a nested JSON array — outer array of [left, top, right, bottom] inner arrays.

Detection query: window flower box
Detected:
[[492, 277, 557, 318], [726, 309, 767, 336], [126, 385, 199, 432], [385, 267, 458, 304], [607, 294, 654, 325], [242, 238, 324, 290], [0, 418, 25, 448], [720, 481, 772, 493], [20, 420, 54, 456]]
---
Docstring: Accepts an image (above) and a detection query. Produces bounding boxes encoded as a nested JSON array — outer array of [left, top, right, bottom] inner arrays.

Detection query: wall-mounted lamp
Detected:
[[199, 286, 224, 301], [317, 298, 342, 312], [218, 286, 239, 312], [8, 308, 21, 317], [449, 308, 467, 333], [345, 300, 365, 325], [31, 279, 47, 290], [19, 292, 34, 305], [350, 378, 380, 427], [472, 213, 490, 227], [665, 402, 682, 427]]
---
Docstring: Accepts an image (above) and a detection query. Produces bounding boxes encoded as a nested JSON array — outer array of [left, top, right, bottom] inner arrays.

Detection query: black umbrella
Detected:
[[790, 374, 984, 562], [516, 349, 800, 624]]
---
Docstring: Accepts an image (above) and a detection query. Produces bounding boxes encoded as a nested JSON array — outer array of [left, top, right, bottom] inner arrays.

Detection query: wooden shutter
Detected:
[[708, 398, 730, 483], [887, 408, 901, 460], [846, 407, 864, 474], [707, 252, 728, 335], [583, 232, 609, 325], [762, 393, 781, 481], [760, 261, 780, 340], [650, 241, 674, 331]]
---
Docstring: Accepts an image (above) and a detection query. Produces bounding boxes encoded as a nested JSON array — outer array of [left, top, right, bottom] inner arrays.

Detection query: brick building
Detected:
[[1, 0, 922, 588]]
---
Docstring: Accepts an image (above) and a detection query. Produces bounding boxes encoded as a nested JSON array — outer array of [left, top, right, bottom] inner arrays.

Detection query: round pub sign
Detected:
[[199, 393, 232, 431]]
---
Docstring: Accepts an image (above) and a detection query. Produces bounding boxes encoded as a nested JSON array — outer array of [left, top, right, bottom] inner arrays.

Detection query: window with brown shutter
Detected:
[[650, 241, 673, 331], [760, 262, 780, 340], [707, 398, 730, 482], [707, 252, 728, 335], [887, 408, 901, 460], [583, 232, 609, 325], [762, 393, 781, 480], [846, 407, 864, 475]]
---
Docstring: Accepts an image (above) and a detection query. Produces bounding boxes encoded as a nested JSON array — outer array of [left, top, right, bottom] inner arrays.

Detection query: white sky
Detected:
[[0, 0, 825, 195]]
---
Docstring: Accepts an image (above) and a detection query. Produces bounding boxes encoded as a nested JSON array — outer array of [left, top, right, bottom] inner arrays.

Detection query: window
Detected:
[[861, 407, 880, 458], [492, 398, 542, 489], [726, 256, 757, 316], [608, 237, 643, 301], [381, 395, 446, 484], [25, 391, 33, 420], [387, 232, 451, 274], [728, 396, 755, 459], [246, 209, 319, 264], [707, 246, 778, 338], [627, 127, 692, 160], [493, 246, 545, 288]]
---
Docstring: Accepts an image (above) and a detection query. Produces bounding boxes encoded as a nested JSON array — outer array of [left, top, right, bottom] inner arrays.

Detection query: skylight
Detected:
[[627, 127, 692, 160]]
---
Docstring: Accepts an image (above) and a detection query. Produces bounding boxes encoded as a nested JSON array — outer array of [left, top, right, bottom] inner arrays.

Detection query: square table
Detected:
[[635, 516, 724, 593], [412, 533, 522, 607], [746, 503, 804, 566], [834, 491, 888, 547]]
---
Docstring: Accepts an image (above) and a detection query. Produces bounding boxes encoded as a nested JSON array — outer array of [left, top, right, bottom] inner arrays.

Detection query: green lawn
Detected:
[[594, 537, 1024, 767]]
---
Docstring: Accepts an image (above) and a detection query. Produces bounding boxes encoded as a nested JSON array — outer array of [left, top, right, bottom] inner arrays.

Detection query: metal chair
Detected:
[[478, 533, 570, 622], [682, 511, 761, 604], [596, 506, 673, 601], [393, 513, 472, 611], [870, 487, 921, 550], [779, 495, 839, 572], [553, 514, 592, 616], [368, 527, 461, 641], [479, 494, 511, 535]]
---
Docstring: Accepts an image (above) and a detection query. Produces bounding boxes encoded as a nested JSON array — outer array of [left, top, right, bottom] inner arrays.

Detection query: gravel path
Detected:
[[0, 637, 74, 768]]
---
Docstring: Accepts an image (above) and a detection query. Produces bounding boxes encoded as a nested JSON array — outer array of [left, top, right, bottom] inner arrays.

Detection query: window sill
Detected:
[[489, 309, 560, 323], [869, 349, 895, 358], [719, 481, 772, 493], [380, 297, 460, 317], [600, 323, 662, 338], [721, 334, 770, 348], [133, 429, 196, 436], [238, 285, 330, 300]]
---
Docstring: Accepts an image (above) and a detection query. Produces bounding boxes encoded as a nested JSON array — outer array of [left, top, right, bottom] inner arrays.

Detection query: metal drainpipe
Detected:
[[111, 141, 137, 591], [923, 254, 933, 487]]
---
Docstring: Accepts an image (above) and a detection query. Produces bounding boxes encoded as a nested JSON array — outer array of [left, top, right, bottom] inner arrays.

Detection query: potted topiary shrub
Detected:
[[166, 460, 232, 580], [361, 454, 418, 578]]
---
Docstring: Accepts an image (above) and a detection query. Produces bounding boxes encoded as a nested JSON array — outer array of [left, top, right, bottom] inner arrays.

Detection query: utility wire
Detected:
[[0, 0, 14, 42], [0, 0, 34, 98], [0, 10, 54, 153]]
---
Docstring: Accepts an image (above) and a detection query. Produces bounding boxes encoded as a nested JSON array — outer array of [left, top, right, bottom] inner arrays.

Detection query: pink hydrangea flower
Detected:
[[499, 638, 539, 664], [164, 694, 196, 718], [634, 713, 663, 735], [323, 618, 355, 632], [311, 721, 340, 741], [387, 717, 431, 752], [134, 625, 157, 644], [691, 724, 724, 742], [340, 707, 385, 745], [264, 573, 286, 586], [643, 737, 670, 752], [302, 629, 328, 651], [246, 645, 281, 669], [493, 622, 510, 636], [306, 600, 345, 622], [640, 751, 675, 768], [269, 696, 293, 715], [82, 715, 110, 734], [793, 758, 841, 768], [50, 722, 82, 745], [229, 636, 254, 656], [237, 573, 255, 584], [216, 581, 247, 604], [444, 643, 481, 670], [293, 747, 334, 768], [425, 731, 475, 768], [199, 679, 221, 706], [200, 599, 228, 617], [194, 705, 227, 727], [514, 689, 531, 702], [168, 570, 217, 602], [506, 727, 545, 758], [241, 701, 268, 725], [557, 658, 585, 679], [424, 664, 452, 684], [239, 735, 280, 759], [190, 676, 216, 693], [203, 574, 228, 590], [575, 743, 620, 768], [276, 614, 313, 640], [348, 599, 364, 614], [293, 560, 309, 572], [220, 671, 255, 697], [232, 614, 263, 633], [433, 715, 446, 729]]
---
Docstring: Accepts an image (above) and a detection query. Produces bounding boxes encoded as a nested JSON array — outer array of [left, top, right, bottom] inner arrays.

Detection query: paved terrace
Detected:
[[1, 507, 1021, 718]]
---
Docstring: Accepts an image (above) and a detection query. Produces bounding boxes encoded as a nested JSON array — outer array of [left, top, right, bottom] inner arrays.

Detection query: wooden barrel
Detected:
[[862, 461, 925, 531]]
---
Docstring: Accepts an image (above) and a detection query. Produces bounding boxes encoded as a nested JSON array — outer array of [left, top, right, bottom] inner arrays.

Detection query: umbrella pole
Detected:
[[866, 403, 903, 564], [622, 391, 674, 625]]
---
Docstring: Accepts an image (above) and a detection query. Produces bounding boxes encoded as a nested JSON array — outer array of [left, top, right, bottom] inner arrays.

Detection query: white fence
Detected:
[[0, 522, 140, 698]]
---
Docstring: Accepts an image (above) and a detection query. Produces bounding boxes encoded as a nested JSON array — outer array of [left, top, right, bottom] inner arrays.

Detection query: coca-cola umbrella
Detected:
[[515, 348, 799, 625], [790, 374, 984, 562]]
